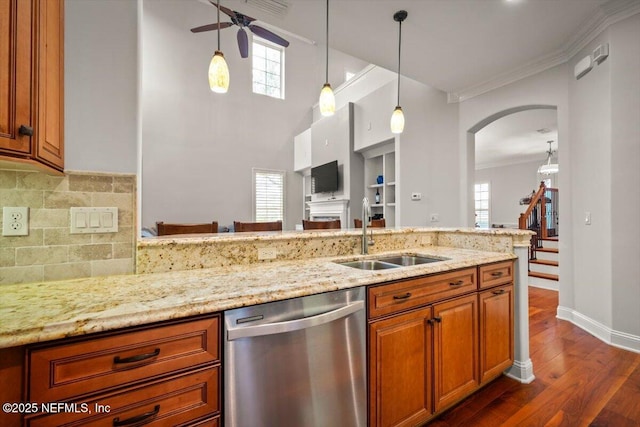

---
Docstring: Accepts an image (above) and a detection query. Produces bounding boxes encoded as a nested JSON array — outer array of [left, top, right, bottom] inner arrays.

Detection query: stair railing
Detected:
[[519, 182, 548, 261]]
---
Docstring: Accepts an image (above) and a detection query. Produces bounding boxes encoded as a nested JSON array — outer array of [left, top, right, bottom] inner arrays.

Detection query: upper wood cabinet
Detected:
[[0, 0, 64, 173]]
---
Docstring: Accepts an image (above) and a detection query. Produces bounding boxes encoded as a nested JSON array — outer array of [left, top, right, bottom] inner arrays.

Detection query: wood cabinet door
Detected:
[[34, 0, 63, 169], [433, 294, 479, 412], [369, 306, 433, 427], [0, 0, 33, 155], [479, 284, 514, 384]]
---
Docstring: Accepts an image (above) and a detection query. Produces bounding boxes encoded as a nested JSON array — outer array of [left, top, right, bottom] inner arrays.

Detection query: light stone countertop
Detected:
[[0, 246, 516, 349]]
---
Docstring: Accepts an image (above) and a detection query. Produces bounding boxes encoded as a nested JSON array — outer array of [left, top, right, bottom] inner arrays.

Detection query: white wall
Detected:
[[65, 0, 138, 173], [399, 79, 460, 227], [609, 13, 640, 337], [475, 160, 543, 227], [460, 12, 640, 348], [140, 0, 324, 230]]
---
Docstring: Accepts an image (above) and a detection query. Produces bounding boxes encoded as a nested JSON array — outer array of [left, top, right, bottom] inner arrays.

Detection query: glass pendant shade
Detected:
[[208, 50, 229, 93], [390, 106, 405, 134], [319, 83, 336, 116]]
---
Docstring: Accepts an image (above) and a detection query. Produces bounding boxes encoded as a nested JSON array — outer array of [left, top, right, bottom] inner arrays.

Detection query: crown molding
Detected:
[[449, 0, 640, 103]]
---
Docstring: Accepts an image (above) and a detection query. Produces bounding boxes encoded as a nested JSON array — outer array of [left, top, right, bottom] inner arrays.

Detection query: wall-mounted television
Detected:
[[311, 160, 339, 194]]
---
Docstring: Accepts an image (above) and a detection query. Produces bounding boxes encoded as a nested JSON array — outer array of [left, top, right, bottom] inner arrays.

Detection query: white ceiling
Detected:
[[194, 0, 637, 165]]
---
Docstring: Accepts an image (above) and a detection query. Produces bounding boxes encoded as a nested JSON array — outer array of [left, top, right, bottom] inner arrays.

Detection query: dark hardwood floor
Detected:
[[429, 287, 640, 427]]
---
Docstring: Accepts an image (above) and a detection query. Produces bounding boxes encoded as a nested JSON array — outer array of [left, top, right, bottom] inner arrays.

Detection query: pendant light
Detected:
[[390, 10, 407, 134], [208, 0, 230, 93], [319, 0, 335, 116], [538, 140, 559, 175]]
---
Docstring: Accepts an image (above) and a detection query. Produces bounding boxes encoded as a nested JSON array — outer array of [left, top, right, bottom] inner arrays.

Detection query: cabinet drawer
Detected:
[[368, 268, 477, 318], [25, 366, 219, 427], [28, 315, 219, 402], [478, 261, 514, 289]]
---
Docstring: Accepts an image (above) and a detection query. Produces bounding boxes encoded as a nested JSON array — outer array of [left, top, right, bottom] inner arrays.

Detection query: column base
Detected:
[[504, 359, 535, 384]]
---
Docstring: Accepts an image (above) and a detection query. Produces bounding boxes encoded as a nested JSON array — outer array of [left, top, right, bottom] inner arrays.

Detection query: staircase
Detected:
[[518, 181, 560, 291], [528, 237, 559, 290]]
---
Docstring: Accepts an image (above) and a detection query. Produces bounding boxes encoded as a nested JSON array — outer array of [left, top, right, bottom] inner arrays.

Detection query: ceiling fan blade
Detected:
[[209, 1, 237, 21], [249, 25, 290, 48], [237, 28, 249, 58], [190, 22, 233, 33]]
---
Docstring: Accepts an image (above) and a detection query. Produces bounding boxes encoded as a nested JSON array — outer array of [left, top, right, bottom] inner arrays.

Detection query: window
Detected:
[[474, 183, 490, 229], [252, 38, 284, 99], [253, 169, 285, 222]]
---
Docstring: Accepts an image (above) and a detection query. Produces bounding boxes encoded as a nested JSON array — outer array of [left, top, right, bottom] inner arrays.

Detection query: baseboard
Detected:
[[557, 306, 640, 353], [528, 281, 559, 292], [504, 359, 535, 384]]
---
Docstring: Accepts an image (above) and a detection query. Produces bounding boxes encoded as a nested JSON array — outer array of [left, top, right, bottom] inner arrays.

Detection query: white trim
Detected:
[[557, 306, 640, 353], [449, 1, 640, 103], [504, 359, 535, 384]]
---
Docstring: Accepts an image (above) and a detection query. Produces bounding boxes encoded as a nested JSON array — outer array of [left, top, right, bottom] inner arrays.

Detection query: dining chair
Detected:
[[353, 218, 386, 228], [302, 219, 341, 230], [156, 221, 218, 236], [233, 220, 283, 232]]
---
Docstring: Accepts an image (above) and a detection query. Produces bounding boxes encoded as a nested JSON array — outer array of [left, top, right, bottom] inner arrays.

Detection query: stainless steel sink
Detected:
[[376, 255, 447, 266], [337, 260, 400, 270]]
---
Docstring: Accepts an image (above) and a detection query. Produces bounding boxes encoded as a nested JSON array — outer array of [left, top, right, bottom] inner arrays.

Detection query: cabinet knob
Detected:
[[18, 125, 33, 136]]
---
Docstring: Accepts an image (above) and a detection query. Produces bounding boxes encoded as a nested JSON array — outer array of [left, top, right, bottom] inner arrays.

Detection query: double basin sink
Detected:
[[337, 254, 448, 270]]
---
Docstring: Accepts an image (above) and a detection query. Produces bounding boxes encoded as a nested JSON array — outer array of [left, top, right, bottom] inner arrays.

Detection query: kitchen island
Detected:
[[0, 227, 534, 426]]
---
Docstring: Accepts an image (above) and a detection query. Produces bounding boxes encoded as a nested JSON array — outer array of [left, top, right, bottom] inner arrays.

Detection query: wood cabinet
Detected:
[[368, 261, 514, 427], [23, 314, 221, 426], [479, 284, 514, 384], [432, 294, 479, 412], [369, 306, 433, 427], [0, 0, 64, 173]]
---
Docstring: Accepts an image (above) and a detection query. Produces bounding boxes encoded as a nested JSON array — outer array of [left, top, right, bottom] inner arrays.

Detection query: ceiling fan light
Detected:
[[538, 163, 559, 175], [208, 50, 229, 93], [319, 83, 335, 116], [390, 106, 405, 134]]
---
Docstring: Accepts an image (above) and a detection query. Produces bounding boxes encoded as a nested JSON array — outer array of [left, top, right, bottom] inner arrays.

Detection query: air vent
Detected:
[[245, 0, 289, 16]]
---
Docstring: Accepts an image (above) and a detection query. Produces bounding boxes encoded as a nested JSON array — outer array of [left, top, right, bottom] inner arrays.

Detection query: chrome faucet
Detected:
[[362, 197, 374, 254]]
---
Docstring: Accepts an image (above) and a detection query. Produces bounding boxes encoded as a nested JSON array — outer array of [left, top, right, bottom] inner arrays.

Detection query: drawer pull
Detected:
[[491, 271, 504, 277], [113, 348, 160, 365], [113, 405, 160, 426], [492, 289, 506, 295], [449, 280, 464, 287], [393, 292, 412, 300]]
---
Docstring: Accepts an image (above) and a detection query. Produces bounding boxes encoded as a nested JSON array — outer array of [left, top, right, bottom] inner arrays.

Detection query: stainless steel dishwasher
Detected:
[[224, 286, 366, 427]]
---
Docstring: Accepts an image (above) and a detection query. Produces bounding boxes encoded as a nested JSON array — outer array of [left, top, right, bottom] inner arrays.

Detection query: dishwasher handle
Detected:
[[227, 300, 364, 341]]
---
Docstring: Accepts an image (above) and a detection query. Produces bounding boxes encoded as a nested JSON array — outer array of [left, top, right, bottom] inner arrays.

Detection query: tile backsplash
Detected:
[[0, 169, 136, 285]]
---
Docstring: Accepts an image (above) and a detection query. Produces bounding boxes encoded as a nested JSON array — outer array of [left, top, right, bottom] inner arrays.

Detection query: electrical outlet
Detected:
[[411, 193, 422, 201], [258, 247, 277, 260], [430, 213, 440, 222], [3, 207, 29, 236]]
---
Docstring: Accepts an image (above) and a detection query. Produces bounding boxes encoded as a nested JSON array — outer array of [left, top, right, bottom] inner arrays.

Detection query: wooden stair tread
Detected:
[[530, 259, 559, 266], [536, 247, 559, 253], [529, 271, 559, 281]]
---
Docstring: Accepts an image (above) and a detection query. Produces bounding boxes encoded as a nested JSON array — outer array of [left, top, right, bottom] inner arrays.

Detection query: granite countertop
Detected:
[[0, 246, 516, 349]]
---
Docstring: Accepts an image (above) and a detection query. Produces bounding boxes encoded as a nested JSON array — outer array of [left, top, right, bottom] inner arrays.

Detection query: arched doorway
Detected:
[[468, 105, 560, 291]]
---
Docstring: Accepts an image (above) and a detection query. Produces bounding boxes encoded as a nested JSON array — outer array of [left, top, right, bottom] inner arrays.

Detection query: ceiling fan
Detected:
[[190, 1, 290, 58]]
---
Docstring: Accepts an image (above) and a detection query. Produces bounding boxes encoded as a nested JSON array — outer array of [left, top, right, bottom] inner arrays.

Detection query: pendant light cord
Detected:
[[325, 0, 329, 83], [217, 0, 221, 51], [397, 19, 402, 106]]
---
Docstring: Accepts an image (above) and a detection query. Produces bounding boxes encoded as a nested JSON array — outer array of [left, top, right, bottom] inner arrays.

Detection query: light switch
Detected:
[[102, 212, 113, 228], [70, 207, 118, 234], [90, 212, 101, 228], [75, 212, 87, 228]]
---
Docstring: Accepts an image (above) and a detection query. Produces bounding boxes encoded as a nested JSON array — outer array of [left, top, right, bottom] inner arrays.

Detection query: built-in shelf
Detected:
[[362, 141, 396, 226]]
